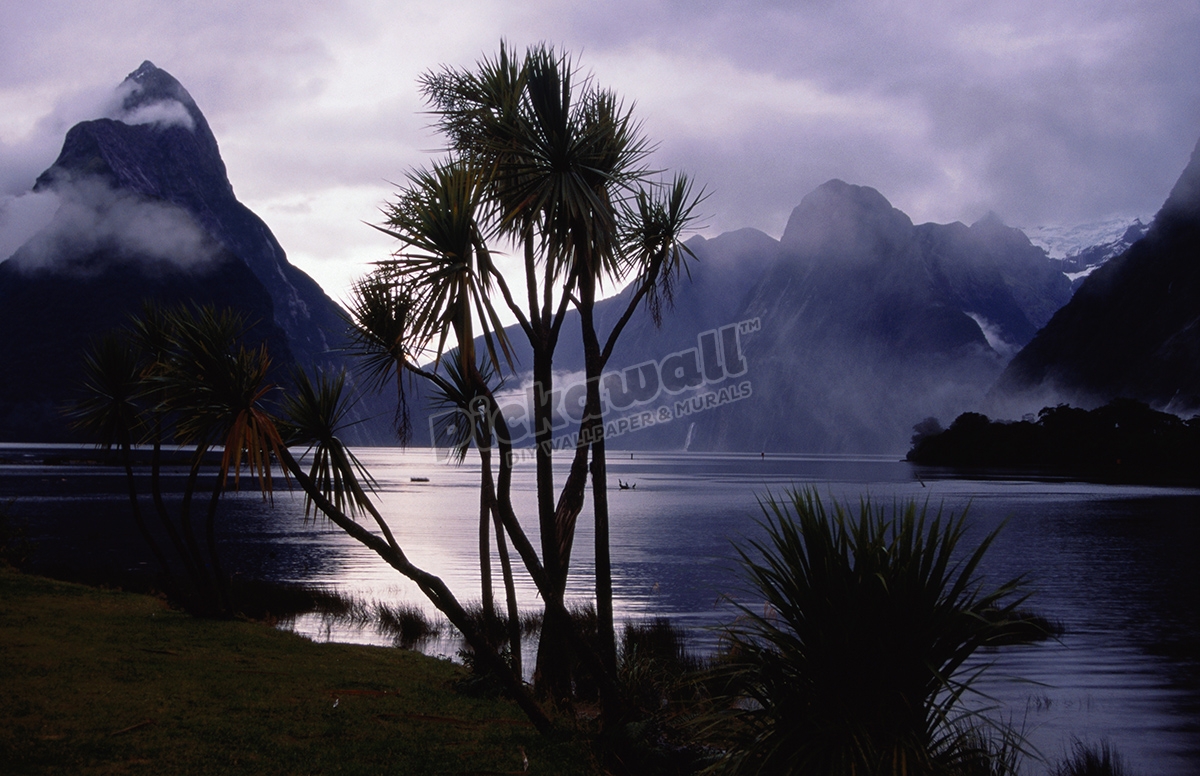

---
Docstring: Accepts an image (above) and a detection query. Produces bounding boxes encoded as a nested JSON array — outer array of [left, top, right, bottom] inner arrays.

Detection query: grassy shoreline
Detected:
[[0, 566, 598, 775]]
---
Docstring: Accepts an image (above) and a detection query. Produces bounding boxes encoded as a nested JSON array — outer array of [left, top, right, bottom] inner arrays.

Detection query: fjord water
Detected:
[[3, 447, 1197, 774]]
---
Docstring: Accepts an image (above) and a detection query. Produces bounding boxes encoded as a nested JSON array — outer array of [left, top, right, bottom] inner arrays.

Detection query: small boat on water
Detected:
[[410, 476, 430, 483]]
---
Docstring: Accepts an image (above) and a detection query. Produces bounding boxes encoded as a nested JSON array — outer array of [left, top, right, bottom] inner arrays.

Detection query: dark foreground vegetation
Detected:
[[908, 399, 1200, 485], [0, 567, 597, 776]]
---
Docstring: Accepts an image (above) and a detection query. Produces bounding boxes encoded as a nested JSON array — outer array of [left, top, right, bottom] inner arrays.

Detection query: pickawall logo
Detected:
[[430, 318, 760, 459]]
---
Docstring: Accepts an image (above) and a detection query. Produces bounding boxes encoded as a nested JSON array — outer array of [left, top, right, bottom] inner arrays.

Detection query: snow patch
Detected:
[[1065, 266, 1100, 283], [1021, 217, 1148, 260]]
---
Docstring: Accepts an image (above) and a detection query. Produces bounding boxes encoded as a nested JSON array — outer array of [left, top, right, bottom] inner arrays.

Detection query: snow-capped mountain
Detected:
[[1022, 217, 1151, 259], [994, 135, 1200, 414], [1021, 217, 1151, 287]]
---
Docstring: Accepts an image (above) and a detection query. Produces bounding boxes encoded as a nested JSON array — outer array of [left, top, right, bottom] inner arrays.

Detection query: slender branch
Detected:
[[523, 231, 541, 331], [276, 448, 554, 735], [489, 261, 534, 341], [600, 277, 654, 366], [548, 278, 574, 344]]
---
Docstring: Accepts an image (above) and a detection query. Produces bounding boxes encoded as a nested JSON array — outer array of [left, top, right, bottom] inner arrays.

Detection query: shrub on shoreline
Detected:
[[700, 489, 1039, 775]]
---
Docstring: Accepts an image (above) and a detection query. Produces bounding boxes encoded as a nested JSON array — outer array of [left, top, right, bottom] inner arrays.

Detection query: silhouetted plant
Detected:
[[1051, 739, 1135, 776], [702, 488, 1034, 775], [375, 601, 442, 648]]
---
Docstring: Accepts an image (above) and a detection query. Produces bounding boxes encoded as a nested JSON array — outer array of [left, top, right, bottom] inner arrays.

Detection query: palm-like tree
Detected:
[[416, 42, 704, 701], [72, 302, 558, 731], [371, 160, 513, 381], [588, 172, 704, 668], [70, 334, 173, 583], [427, 355, 523, 671], [342, 273, 419, 440], [150, 306, 288, 612], [72, 305, 290, 614], [345, 271, 530, 675]]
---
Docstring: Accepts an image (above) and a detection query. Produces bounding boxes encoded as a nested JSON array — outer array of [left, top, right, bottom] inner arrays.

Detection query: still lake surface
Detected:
[[3, 446, 1198, 774]]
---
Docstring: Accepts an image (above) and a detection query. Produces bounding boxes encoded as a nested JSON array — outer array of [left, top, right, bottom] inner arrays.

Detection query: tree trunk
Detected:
[[118, 441, 175, 589], [477, 435, 498, 647], [580, 277, 617, 677], [492, 501, 522, 678]]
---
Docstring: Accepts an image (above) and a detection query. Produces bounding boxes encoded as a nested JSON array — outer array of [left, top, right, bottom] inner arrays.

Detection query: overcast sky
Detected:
[[2, 0, 1198, 300]]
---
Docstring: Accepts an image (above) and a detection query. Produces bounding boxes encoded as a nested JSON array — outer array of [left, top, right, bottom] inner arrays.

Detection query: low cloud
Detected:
[[118, 99, 196, 131], [0, 190, 58, 262], [966, 312, 1020, 360], [5, 175, 219, 273], [109, 80, 196, 131]]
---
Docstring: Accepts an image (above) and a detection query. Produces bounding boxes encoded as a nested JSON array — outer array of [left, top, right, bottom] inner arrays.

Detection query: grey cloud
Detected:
[[119, 99, 196, 130], [0, 80, 131, 196], [108, 79, 197, 131], [6, 176, 219, 272], [0, 190, 58, 262], [2, 0, 1199, 297], [562, 0, 1200, 228]]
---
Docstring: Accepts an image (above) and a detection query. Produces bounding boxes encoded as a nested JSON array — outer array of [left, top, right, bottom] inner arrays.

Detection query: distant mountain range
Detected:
[[410, 180, 1096, 454], [1, 62, 1193, 452]]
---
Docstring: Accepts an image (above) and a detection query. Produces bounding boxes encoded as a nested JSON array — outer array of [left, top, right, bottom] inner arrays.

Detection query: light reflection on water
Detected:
[[2, 446, 1198, 774]]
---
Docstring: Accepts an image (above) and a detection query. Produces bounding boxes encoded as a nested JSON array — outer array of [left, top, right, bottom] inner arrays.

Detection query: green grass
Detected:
[[0, 567, 598, 775]]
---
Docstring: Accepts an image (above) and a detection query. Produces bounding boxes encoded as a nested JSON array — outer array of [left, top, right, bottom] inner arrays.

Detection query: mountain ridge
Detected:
[[991, 135, 1200, 415]]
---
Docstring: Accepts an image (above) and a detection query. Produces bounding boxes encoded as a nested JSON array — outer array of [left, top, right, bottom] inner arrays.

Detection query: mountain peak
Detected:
[[968, 210, 1036, 252], [132, 60, 159, 76], [780, 178, 914, 259], [971, 211, 1006, 229], [112, 61, 205, 135]]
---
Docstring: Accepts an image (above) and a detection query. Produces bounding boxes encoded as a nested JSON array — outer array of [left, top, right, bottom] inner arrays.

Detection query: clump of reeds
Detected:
[[254, 584, 443, 649], [619, 617, 702, 710], [1051, 739, 1136, 776], [375, 601, 442, 647]]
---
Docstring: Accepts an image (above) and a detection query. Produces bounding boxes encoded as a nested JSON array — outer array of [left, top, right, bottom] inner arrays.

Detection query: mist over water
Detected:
[[2, 447, 1197, 774]]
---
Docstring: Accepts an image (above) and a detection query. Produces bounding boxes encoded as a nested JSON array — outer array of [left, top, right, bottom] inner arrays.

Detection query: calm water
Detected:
[[3, 446, 1198, 774]]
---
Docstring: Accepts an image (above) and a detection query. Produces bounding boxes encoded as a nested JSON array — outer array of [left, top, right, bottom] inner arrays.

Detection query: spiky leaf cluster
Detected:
[[705, 489, 1034, 776]]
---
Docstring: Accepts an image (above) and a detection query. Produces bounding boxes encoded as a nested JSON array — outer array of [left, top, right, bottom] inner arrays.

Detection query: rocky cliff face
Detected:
[[993, 135, 1200, 415], [0, 62, 381, 442]]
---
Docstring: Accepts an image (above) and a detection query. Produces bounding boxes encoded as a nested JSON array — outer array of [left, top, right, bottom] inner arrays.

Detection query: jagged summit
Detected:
[[34, 61, 225, 199], [117, 60, 208, 134], [25, 62, 341, 362], [124, 61, 190, 104]]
